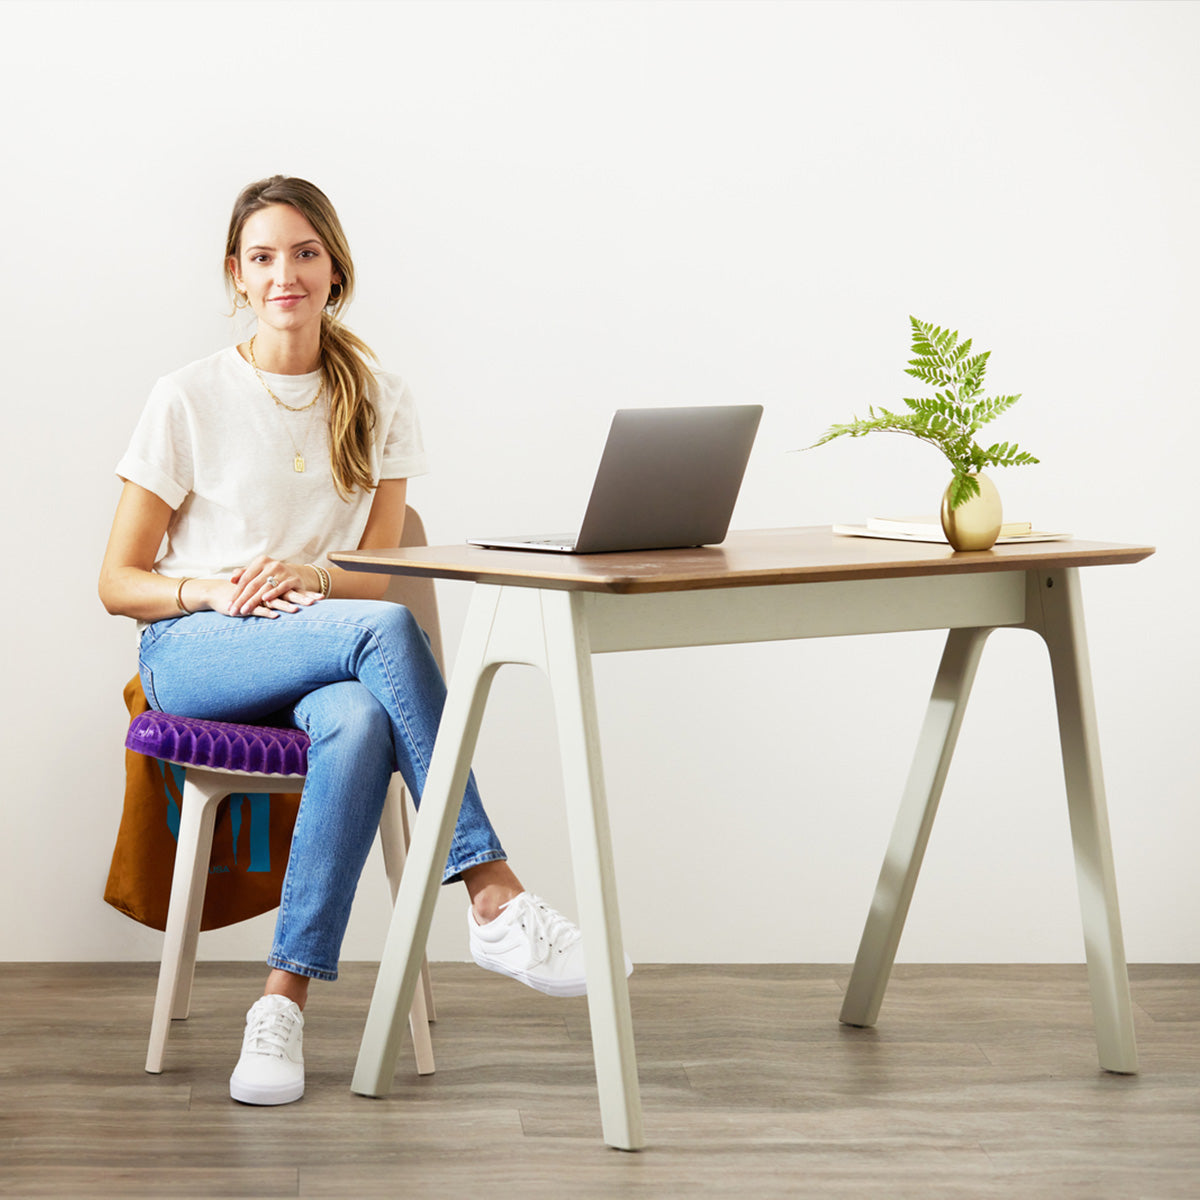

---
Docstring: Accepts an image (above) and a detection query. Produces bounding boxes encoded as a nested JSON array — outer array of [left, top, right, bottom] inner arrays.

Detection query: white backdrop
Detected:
[[2, 0, 1196, 969]]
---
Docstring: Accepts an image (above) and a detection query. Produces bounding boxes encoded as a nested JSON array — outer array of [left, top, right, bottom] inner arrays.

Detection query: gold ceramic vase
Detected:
[[940, 472, 1002, 551]]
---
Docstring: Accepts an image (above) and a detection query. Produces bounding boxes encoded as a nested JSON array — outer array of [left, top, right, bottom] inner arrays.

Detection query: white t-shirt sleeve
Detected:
[[375, 372, 429, 480], [115, 376, 194, 509]]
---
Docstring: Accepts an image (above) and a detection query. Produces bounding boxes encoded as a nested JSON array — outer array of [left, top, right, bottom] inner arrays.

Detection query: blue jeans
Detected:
[[137, 599, 506, 981]]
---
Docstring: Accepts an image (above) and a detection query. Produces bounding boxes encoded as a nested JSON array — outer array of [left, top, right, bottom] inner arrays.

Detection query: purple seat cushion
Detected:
[[126, 712, 309, 777]]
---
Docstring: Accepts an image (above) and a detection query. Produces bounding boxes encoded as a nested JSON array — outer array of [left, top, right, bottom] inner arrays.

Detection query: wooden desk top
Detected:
[[331, 528, 1155, 596]]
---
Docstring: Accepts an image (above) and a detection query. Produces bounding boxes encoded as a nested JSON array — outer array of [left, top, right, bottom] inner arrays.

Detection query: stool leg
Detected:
[[146, 774, 223, 1074], [400, 796, 437, 1023], [379, 778, 436, 1075]]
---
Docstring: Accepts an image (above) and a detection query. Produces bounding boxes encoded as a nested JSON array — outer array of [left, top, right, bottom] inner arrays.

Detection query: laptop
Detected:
[[468, 404, 763, 554]]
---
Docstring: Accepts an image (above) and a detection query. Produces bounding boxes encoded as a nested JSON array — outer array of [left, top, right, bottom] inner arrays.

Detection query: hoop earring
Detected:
[[327, 282, 343, 307], [234, 290, 249, 310]]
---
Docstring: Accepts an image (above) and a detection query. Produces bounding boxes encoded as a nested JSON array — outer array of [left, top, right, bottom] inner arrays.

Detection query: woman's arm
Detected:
[[225, 478, 409, 612], [99, 481, 291, 621], [337, 476, 409, 599]]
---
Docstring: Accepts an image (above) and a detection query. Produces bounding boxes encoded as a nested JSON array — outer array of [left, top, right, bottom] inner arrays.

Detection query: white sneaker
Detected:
[[229, 994, 305, 1106], [468, 892, 632, 998]]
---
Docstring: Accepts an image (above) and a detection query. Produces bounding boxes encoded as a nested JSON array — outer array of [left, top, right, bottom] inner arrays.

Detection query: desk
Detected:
[[332, 528, 1154, 1150]]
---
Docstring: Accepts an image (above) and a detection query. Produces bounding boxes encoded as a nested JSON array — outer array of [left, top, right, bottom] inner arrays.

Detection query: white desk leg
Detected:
[[542, 591, 644, 1152], [378, 779, 435, 1076], [1028, 568, 1138, 1074], [352, 588, 504, 1097], [840, 626, 993, 1028]]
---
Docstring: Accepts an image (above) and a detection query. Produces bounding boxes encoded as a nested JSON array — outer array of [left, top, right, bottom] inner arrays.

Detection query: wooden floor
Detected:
[[1, 963, 1197, 1199]]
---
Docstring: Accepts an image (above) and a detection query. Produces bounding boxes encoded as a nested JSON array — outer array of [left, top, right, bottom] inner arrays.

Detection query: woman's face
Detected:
[[229, 203, 342, 338]]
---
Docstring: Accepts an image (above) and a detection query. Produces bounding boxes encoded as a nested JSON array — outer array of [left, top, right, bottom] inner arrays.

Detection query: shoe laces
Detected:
[[245, 1000, 300, 1059], [503, 893, 582, 967]]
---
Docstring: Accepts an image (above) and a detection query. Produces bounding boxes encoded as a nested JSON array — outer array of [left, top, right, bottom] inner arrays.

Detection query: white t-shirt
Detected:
[[116, 345, 427, 583]]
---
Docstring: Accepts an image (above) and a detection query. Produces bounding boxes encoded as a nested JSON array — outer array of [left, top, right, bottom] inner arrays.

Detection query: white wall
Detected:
[[2, 0, 1196, 968]]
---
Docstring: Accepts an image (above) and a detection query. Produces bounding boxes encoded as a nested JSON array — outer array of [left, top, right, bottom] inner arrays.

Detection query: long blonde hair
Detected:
[[225, 176, 377, 499]]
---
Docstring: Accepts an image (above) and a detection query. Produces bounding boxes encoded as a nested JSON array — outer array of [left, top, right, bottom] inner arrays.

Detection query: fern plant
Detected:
[[811, 316, 1038, 508]]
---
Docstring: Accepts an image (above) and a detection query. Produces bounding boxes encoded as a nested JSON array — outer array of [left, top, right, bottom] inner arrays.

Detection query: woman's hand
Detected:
[[227, 557, 323, 617]]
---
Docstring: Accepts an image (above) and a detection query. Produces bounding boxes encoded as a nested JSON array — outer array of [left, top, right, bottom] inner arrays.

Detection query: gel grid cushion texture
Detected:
[[126, 711, 309, 776]]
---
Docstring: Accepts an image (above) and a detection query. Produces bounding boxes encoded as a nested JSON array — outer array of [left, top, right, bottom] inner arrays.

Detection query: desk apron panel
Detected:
[[581, 570, 1028, 654]]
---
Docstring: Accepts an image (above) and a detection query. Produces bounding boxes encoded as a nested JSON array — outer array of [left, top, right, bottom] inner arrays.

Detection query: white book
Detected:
[[833, 521, 1071, 545], [867, 515, 1035, 539]]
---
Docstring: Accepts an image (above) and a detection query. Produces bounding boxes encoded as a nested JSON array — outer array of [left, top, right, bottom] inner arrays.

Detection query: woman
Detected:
[[99, 176, 610, 1107]]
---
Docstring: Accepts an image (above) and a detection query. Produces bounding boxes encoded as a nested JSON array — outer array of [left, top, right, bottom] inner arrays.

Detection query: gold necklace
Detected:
[[277, 405, 322, 474], [247, 336, 325, 472], [248, 335, 324, 411]]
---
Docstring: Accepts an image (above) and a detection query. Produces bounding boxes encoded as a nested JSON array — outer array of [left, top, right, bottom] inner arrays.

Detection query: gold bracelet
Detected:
[[176, 577, 194, 614], [310, 563, 332, 598]]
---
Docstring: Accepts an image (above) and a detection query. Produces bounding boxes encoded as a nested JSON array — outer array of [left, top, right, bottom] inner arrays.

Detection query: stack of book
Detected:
[[833, 516, 1070, 544]]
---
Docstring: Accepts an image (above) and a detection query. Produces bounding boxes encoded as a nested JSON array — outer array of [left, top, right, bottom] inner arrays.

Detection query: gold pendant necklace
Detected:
[[272, 402, 320, 473], [247, 336, 324, 471]]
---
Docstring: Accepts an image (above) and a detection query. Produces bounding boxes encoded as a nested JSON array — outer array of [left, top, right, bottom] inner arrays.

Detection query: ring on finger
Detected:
[[267, 575, 280, 588]]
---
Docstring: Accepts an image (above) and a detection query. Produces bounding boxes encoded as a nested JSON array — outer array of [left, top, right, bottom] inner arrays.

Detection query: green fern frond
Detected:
[[981, 441, 1040, 467], [807, 316, 1038, 508], [967, 394, 1020, 429], [947, 472, 981, 506], [957, 351, 990, 401], [904, 361, 955, 389], [932, 325, 960, 361]]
